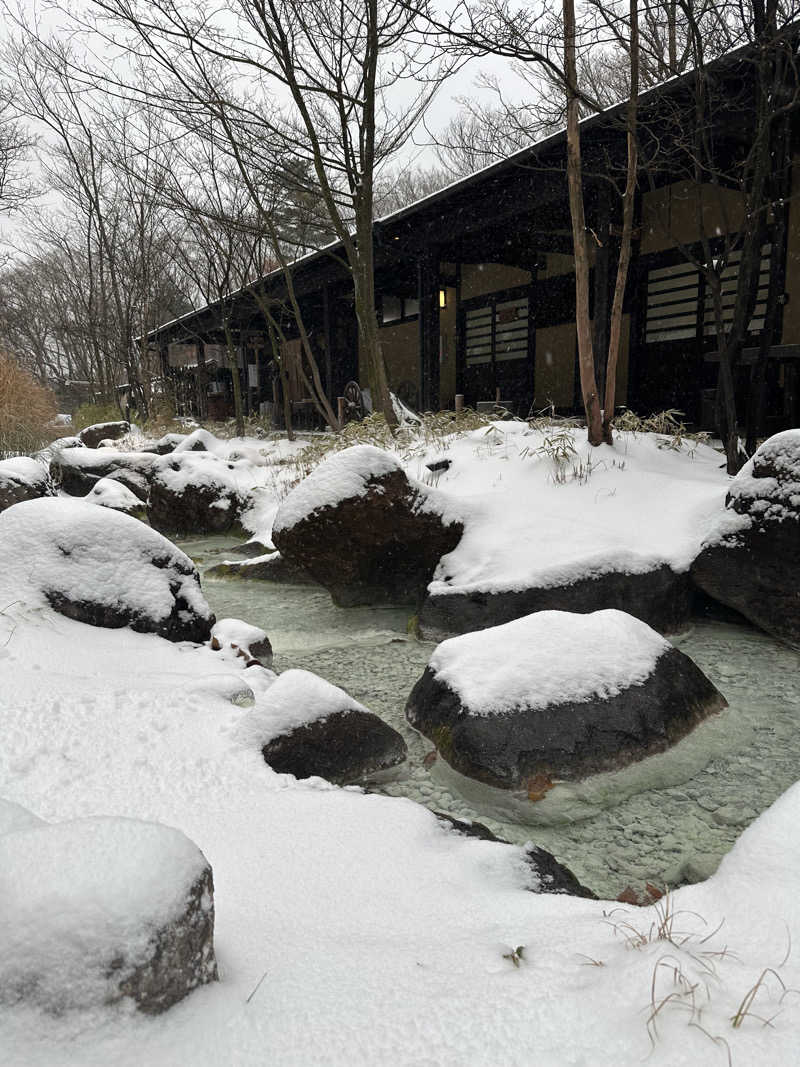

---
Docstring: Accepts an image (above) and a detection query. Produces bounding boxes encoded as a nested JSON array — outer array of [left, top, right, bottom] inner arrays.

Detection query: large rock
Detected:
[[436, 815, 596, 898], [0, 457, 52, 512], [406, 609, 726, 790], [211, 617, 273, 667], [0, 817, 217, 1014], [78, 420, 130, 448], [0, 497, 214, 642], [84, 476, 148, 519], [51, 448, 156, 497], [692, 429, 800, 647], [420, 564, 692, 641], [149, 452, 249, 536], [272, 445, 463, 606], [238, 669, 408, 784]]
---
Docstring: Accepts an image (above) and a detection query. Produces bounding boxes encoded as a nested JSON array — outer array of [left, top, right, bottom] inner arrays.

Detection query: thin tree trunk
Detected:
[[222, 320, 245, 436], [564, 0, 604, 445], [603, 0, 639, 444]]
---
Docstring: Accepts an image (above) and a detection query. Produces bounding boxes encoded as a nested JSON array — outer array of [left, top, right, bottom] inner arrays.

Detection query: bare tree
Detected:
[[75, 0, 453, 428]]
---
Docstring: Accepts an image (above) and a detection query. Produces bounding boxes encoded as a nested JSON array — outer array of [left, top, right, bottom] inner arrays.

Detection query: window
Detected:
[[381, 295, 418, 324], [465, 295, 529, 366]]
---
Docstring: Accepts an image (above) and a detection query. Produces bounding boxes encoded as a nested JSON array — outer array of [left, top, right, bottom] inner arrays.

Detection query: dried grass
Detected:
[[0, 352, 57, 458]]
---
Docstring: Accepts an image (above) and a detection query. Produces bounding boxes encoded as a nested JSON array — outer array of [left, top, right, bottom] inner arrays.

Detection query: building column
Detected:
[[417, 250, 440, 411]]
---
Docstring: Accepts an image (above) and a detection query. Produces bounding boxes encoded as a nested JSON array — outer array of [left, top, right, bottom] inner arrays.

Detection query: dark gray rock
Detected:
[[406, 648, 725, 790], [272, 447, 463, 607], [148, 454, 247, 536], [117, 865, 218, 1015], [51, 449, 156, 497], [0, 458, 52, 513], [262, 709, 408, 784], [435, 814, 596, 899], [692, 429, 800, 648], [421, 565, 693, 641], [78, 420, 130, 448]]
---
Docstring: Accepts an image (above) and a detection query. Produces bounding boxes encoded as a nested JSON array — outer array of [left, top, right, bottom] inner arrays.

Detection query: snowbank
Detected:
[[0, 497, 212, 641], [427, 609, 671, 716]]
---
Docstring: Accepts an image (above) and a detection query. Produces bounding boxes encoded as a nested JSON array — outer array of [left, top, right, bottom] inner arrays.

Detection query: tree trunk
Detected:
[[603, 0, 639, 445], [564, 0, 603, 446], [223, 321, 245, 436]]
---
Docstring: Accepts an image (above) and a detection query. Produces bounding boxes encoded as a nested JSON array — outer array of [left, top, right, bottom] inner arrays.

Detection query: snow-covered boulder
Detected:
[[692, 429, 800, 647], [406, 609, 726, 790], [85, 476, 148, 519], [211, 617, 273, 667], [51, 447, 156, 497], [148, 452, 249, 535], [0, 456, 52, 513], [172, 427, 220, 453], [0, 816, 217, 1014], [78, 419, 130, 448], [239, 669, 408, 784], [0, 498, 214, 642], [272, 445, 464, 606], [437, 815, 596, 898]]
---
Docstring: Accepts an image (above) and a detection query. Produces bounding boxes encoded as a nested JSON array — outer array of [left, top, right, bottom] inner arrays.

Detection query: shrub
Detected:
[[0, 352, 58, 458], [72, 400, 123, 431]]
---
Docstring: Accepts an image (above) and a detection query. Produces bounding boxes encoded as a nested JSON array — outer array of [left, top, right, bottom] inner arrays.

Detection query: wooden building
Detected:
[[148, 38, 800, 432]]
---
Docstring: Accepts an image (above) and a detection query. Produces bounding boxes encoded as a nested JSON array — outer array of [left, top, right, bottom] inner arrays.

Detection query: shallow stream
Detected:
[[184, 534, 800, 900]]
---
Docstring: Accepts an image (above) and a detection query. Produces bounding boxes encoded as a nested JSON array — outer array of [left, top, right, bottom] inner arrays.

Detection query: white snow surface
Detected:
[[727, 428, 800, 517], [236, 668, 366, 749], [1, 556, 800, 1062], [0, 799, 44, 837], [419, 424, 730, 595], [0, 456, 48, 487], [0, 816, 209, 1011], [0, 497, 210, 625], [273, 444, 403, 532], [428, 609, 671, 715], [211, 617, 269, 654], [84, 477, 143, 512]]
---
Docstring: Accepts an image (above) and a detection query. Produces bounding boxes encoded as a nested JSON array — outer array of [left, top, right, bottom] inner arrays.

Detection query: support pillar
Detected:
[[417, 250, 440, 411]]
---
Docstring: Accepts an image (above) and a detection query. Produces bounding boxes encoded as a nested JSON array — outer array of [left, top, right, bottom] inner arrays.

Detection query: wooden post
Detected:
[[455, 393, 464, 413], [337, 396, 346, 426], [417, 250, 440, 411]]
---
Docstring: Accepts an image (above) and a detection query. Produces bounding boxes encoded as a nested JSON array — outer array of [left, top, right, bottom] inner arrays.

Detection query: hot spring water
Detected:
[[183, 535, 800, 899]]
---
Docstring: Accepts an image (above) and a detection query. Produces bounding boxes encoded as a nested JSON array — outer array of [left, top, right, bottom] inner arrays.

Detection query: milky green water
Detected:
[[184, 535, 800, 899]]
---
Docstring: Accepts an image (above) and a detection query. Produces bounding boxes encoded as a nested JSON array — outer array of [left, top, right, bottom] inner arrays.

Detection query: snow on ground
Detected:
[[242, 423, 730, 597], [428, 609, 671, 715], [0, 600, 799, 1064], [419, 425, 730, 596], [2, 421, 797, 1064]]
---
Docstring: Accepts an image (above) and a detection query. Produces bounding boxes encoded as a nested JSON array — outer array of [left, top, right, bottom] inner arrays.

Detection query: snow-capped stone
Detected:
[[148, 452, 249, 535], [406, 610, 726, 788], [0, 497, 214, 642], [0, 816, 217, 1013], [272, 445, 464, 606], [85, 476, 147, 517], [211, 617, 273, 666], [239, 669, 408, 784], [172, 427, 220, 453], [437, 815, 596, 898], [78, 420, 130, 448], [51, 448, 156, 496], [693, 429, 800, 647], [0, 456, 52, 513]]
